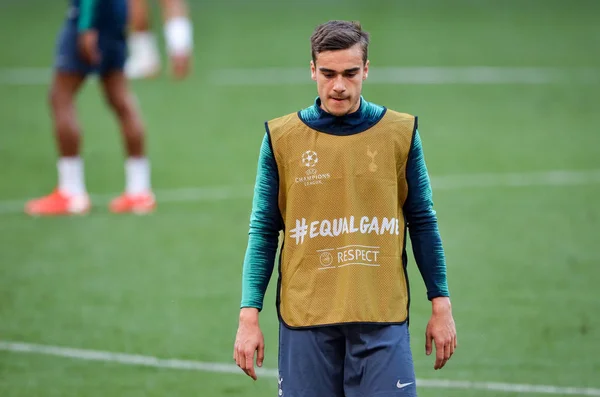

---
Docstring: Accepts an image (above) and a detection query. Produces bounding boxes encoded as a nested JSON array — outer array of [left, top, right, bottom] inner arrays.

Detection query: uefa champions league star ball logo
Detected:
[[301, 150, 318, 167]]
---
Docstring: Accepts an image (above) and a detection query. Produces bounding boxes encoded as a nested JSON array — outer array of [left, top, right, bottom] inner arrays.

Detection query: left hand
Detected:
[[78, 30, 100, 65], [233, 308, 265, 381], [425, 297, 457, 370]]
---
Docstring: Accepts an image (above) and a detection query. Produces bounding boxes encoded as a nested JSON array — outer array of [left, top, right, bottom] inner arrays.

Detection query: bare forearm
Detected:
[[239, 307, 260, 324], [432, 296, 452, 313]]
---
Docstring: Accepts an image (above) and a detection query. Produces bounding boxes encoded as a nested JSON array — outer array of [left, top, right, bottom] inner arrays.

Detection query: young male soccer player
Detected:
[[25, 0, 156, 216], [125, 0, 193, 80], [233, 21, 458, 396]]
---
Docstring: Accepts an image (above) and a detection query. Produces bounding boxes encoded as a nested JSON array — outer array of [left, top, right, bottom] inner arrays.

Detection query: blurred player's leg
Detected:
[[160, 0, 193, 79], [126, 0, 193, 80], [26, 27, 91, 216], [125, 0, 161, 79], [100, 71, 156, 214]]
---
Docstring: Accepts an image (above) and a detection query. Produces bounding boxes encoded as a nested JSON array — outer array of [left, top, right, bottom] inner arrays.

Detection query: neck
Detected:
[[319, 97, 362, 117], [298, 96, 386, 137]]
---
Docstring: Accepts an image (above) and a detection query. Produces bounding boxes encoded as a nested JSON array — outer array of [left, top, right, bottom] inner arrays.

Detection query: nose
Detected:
[[333, 75, 345, 93]]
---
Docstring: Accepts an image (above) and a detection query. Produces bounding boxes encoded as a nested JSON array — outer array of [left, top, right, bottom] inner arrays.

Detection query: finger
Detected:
[[434, 339, 445, 370], [91, 49, 101, 65], [440, 340, 451, 369], [454, 334, 458, 349], [235, 346, 242, 368], [245, 350, 257, 380], [257, 341, 265, 368], [79, 48, 89, 64], [439, 357, 448, 370], [243, 367, 258, 381], [425, 331, 432, 356], [79, 43, 92, 65], [85, 51, 95, 65], [237, 346, 246, 370]]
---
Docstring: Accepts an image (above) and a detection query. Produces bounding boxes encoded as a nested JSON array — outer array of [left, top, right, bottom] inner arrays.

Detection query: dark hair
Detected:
[[310, 20, 370, 65]]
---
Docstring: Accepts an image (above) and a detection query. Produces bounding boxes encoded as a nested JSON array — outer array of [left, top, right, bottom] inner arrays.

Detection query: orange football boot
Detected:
[[109, 192, 156, 214], [25, 189, 90, 216]]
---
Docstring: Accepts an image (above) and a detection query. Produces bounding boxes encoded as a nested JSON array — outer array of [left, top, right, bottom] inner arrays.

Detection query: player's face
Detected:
[[311, 44, 369, 117]]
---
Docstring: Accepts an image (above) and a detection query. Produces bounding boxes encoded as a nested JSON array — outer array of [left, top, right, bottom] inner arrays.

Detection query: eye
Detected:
[[323, 72, 335, 79], [345, 72, 358, 78]]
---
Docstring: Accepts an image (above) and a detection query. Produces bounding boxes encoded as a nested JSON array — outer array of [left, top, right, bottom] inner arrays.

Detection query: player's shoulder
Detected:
[[265, 111, 303, 138], [380, 107, 418, 131], [382, 108, 416, 122], [266, 111, 298, 126], [361, 99, 414, 124]]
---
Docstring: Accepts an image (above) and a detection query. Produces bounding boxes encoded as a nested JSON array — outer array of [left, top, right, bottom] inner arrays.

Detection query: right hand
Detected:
[[233, 308, 265, 380], [78, 30, 100, 65]]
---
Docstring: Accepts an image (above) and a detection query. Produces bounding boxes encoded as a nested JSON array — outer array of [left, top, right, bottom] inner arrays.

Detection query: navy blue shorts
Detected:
[[278, 322, 417, 397], [54, 21, 127, 76]]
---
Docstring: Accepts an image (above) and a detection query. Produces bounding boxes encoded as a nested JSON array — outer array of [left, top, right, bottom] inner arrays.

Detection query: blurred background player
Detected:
[[125, 0, 193, 80], [25, 0, 156, 216]]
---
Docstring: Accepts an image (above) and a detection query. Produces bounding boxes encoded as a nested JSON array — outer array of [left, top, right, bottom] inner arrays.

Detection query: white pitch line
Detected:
[[0, 67, 52, 85], [0, 340, 276, 377], [1, 341, 599, 396], [1, 67, 599, 86], [1, 169, 599, 215], [0, 184, 255, 215], [209, 66, 600, 86], [430, 169, 600, 189]]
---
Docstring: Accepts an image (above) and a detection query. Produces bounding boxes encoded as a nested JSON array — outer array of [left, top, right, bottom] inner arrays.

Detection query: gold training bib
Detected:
[[268, 110, 416, 327]]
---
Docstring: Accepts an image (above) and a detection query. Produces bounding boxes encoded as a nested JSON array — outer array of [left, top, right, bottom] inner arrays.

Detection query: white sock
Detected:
[[57, 157, 86, 196], [125, 157, 151, 195], [164, 17, 193, 56]]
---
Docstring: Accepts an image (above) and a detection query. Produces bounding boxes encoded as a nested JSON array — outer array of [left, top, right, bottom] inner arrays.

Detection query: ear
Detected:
[[363, 60, 369, 80], [310, 60, 317, 81]]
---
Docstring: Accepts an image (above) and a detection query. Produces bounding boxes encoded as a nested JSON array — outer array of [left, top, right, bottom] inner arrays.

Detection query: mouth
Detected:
[[330, 97, 347, 103]]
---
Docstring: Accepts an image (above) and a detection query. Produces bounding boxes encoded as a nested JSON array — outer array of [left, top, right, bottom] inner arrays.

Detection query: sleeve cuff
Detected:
[[427, 290, 450, 300], [240, 302, 263, 311]]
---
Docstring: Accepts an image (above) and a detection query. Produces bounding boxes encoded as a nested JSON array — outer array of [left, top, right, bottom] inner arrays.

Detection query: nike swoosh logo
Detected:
[[397, 381, 414, 389]]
